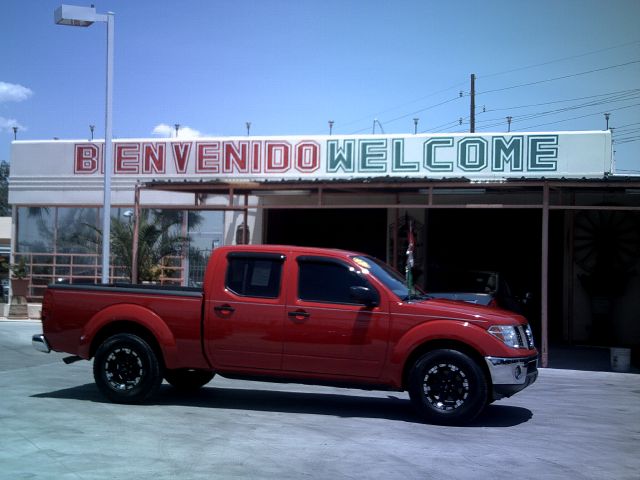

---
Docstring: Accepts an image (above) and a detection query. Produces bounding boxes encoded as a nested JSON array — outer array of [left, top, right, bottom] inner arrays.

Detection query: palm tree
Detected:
[[83, 209, 190, 283]]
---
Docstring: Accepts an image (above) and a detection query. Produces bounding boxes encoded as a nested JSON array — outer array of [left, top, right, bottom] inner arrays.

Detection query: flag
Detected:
[[406, 219, 415, 295]]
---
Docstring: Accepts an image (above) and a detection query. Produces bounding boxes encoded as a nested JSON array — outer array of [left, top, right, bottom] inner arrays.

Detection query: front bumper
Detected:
[[32, 334, 51, 353], [484, 354, 538, 399]]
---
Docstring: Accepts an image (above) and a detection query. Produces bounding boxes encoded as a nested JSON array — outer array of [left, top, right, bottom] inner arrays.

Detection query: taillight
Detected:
[[41, 289, 53, 322]]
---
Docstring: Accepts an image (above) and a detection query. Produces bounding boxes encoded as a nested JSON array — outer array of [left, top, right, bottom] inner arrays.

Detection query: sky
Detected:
[[2, 0, 639, 173]]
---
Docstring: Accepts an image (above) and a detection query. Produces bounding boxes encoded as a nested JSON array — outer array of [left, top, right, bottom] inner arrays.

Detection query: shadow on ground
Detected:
[[31, 383, 533, 427]]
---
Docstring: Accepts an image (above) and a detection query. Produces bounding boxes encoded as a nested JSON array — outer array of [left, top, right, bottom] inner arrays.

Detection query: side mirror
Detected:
[[350, 286, 379, 307]]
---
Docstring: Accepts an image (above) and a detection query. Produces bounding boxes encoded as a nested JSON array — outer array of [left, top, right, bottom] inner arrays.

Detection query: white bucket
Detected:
[[610, 348, 631, 372]]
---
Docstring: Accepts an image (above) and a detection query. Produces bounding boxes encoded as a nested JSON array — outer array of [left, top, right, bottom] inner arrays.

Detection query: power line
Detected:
[[479, 88, 640, 114], [515, 103, 640, 131], [478, 60, 640, 96], [475, 94, 640, 129], [349, 95, 464, 134], [478, 40, 640, 80], [339, 80, 467, 131]]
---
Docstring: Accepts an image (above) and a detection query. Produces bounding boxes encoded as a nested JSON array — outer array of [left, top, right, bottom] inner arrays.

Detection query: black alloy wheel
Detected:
[[93, 333, 163, 403], [408, 349, 488, 425]]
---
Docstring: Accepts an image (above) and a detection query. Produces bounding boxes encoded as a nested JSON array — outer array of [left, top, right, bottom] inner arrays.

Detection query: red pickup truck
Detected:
[[33, 245, 537, 425]]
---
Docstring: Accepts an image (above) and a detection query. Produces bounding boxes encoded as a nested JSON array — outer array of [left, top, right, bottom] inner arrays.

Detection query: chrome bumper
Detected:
[[32, 334, 51, 353], [484, 354, 538, 399], [485, 355, 537, 384]]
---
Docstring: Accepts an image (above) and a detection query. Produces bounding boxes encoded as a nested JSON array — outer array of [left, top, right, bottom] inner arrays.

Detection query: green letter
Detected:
[[424, 137, 454, 172], [458, 138, 488, 172], [327, 140, 355, 173], [492, 136, 523, 172], [392, 139, 418, 172], [359, 139, 387, 172], [528, 135, 558, 171]]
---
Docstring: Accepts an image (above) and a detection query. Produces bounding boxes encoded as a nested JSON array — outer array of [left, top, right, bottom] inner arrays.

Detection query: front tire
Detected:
[[93, 333, 163, 404], [408, 349, 488, 425], [164, 369, 215, 391]]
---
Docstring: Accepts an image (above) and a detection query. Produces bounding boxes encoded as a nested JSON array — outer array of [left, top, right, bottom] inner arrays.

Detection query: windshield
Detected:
[[352, 255, 427, 301]]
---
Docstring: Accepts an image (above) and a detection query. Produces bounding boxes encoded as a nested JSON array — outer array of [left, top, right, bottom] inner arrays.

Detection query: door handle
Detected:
[[214, 305, 235, 314], [288, 310, 310, 321]]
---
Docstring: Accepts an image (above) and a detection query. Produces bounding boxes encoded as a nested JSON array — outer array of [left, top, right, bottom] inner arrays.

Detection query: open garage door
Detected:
[[265, 209, 387, 259]]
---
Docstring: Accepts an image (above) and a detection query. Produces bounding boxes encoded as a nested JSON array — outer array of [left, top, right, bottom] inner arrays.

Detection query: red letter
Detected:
[[295, 141, 320, 173], [223, 141, 249, 173], [172, 142, 191, 174], [115, 144, 140, 174], [265, 142, 291, 173], [74, 144, 99, 174], [143, 143, 166, 174], [251, 141, 262, 173], [196, 142, 220, 173]]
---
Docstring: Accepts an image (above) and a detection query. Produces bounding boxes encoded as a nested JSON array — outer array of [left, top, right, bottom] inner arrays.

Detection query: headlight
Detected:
[[488, 325, 521, 348]]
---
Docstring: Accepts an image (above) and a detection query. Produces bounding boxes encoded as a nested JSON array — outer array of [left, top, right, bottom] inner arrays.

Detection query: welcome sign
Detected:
[[67, 131, 611, 180]]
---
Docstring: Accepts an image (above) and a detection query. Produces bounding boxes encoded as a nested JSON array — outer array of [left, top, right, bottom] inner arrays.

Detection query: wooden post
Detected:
[[541, 183, 549, 367]]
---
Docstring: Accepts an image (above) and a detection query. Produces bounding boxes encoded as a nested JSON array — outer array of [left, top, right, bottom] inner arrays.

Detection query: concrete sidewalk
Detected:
[[2, 320, 639, 480]]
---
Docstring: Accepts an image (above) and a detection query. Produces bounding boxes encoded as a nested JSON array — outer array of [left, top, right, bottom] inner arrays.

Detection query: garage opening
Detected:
[[424, 209, 544, 339], [264, 209, 387, 259]]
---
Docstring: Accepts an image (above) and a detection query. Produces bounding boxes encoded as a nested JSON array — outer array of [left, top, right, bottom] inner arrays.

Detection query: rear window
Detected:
[[225, 254, 283, 298]]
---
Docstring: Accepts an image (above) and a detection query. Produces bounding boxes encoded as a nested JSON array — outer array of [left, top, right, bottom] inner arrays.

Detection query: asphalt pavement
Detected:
[[1, 320, 638, 480]]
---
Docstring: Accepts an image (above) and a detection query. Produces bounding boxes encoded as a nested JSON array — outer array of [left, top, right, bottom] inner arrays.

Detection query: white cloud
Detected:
[[152, 123, 202, 138], [0, 81, 33, 103], [0, 116, 25, 133]]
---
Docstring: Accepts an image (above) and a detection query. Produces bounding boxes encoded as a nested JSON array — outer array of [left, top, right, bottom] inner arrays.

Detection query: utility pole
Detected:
[[470, 73, 475, 133]]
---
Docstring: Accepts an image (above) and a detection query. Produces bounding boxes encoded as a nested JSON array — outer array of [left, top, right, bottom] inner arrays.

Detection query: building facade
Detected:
[[9, 131, 640, 366]]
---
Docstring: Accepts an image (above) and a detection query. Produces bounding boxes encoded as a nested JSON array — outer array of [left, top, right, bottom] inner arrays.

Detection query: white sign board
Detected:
[[9, 131, 612, 205]]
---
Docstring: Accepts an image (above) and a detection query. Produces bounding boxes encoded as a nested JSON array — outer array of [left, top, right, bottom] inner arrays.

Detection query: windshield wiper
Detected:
[[402, 293, 432, 302]]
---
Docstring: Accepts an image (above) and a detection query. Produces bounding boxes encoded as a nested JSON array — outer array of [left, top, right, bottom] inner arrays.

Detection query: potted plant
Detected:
[[10, 257, 30, 298], [4, 257, 30, 319]]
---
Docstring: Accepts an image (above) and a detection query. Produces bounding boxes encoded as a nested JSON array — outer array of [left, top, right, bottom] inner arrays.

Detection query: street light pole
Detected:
[[55, 5, 114, 284]]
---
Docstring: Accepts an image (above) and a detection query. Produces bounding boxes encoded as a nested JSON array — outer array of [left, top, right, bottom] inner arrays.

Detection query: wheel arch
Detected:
[[79, 304, 178, 368], [89, 321, 165, 367], [401, 339, 491, 391]]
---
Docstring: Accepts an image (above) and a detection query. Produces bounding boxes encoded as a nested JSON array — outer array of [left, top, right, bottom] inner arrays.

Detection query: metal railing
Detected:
[[12, 252, 185, 301]]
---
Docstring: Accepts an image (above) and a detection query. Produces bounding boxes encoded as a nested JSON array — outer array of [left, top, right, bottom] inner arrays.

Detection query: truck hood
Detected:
[[394, 296, 527, 327]]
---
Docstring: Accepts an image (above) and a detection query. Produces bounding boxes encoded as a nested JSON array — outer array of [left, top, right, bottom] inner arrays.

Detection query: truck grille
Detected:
[[516, 324, 535, 349]]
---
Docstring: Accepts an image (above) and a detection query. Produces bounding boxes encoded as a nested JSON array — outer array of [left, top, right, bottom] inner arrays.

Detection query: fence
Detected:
[[12, 252, 185, 301]]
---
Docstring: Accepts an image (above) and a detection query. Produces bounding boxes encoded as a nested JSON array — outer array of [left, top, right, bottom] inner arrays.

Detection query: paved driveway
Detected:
[[1, 321, 638, 479]]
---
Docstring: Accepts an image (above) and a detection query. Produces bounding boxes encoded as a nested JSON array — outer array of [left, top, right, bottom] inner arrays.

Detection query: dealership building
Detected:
[[9, 130, 640, 366]]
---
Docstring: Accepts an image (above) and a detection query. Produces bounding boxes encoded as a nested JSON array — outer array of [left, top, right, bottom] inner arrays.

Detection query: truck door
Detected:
[[204, 251, 286, 371], [282, 255, 389, 378]]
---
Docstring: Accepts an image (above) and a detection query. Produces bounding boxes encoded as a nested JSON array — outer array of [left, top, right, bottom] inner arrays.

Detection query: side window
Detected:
[[226, 256, 283, 298], [298, 260, 369, 304]]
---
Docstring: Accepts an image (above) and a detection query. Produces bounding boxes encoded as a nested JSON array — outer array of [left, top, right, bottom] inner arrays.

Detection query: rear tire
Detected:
[[164, 369, 215, 391], [93, 333, 163, 404], [408, 349, 488, 425]]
